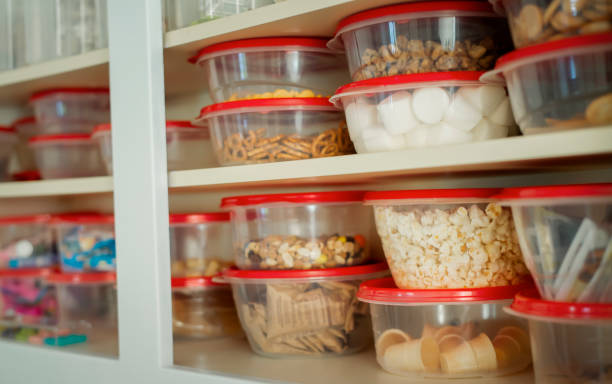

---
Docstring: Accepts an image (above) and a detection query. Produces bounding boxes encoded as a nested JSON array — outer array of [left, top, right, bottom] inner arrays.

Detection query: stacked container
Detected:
[[11, 117, 40, 173], [0, 126, 17, 180], [165, 0, 275, 31], [0, 214, 56, 269]]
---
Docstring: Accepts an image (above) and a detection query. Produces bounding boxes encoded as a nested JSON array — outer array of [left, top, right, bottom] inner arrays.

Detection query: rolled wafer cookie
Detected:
[[497, 326, 531, 358], [383, 337, 440, 373], [439, 334, 478, 374], [468, 333, 497, 371], [493, 334, 522, 369], [376, 328, 411, 356]]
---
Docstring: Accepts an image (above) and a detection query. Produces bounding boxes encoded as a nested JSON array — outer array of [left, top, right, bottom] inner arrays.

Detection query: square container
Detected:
[[191, 37, 349, 102], [221, 191, 373, 270], [0, 127, 17, 181], [0, 268, 57, 326], [358, 277, 532, 378], [364, 189, 529, 289], [165, 0, 274, 31], [194, 98, 353, 165], [11, 117, 40, 172], [330, 72, 516, 153], [496, 183, 612, 302], [222, 263, 388, 357], [0, 215, 56, 269], [328, 1, 512, 81]]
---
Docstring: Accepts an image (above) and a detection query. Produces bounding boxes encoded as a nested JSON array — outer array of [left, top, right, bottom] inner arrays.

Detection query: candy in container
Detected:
[[0, 268, 57, 326], [0, 214, 56, 269], [0, 126, 17, 181]]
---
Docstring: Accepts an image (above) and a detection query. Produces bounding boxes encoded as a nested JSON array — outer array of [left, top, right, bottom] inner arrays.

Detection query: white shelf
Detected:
[[0, 176, 112, 198]]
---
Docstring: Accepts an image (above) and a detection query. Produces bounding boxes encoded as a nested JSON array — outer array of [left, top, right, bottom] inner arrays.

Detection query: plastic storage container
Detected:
[[481, 33, 612, 134], [507, 289, 612, 383], [11, 117, 40, 172], [358, 277, 532, 378], [0, 215, 56, 269], [328, 1, 512, 81], [222, 262, 388, 357], [191, 37, 349, 102], [165, 0, 274, 31], [195, 98, 353, 165], [0, 268, 57, 326], [221, 191, 373, 270], [364, 188, 529, 289], [330, 72, 516, 153], [496, 183, 612, 303], [0, 127, 17, 181]]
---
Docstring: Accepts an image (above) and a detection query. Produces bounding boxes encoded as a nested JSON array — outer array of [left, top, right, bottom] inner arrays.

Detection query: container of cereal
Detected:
[[165, 0, 274, 31], [328, 1, 512, 81], [222, 262, 388, 357], [0, 126, 17, 181], [330, 72, 516, 153], [496, 183, 612, 303], [190, 37, 349, 102], [221, 191, 372, 270], [0, 267, 57, 326], [11, 117, 40, 172], [358, 277, 532, 378], [195, 98, 353, 165], [0, 215, 56, 269], [364, 188, 529, 289], [507, 289, 612, 383]]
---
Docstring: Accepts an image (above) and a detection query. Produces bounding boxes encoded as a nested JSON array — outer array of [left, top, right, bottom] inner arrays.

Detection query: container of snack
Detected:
[[358, 277, 532, 378], [194, 98, 353, 165], [28, 134, 106, 179], [507, 289, 612, 383], [222, 262, 388, 357], [330, 72, 516, 153], [171, 275, 242, 339], [191, 37, 349, 102], [52, 214, 115, 273], [481, 33, 612, 134], [221, 191, 372, 270], [11, 117, 40, 172], [0, 126, 17, 181], [495, 183, 612, 302], [165, 0, 274, 31], [0, 215, 56, 269], [328, 1, 512, 81], [0, 268, 57, 326], [364, 188, 529, 289]]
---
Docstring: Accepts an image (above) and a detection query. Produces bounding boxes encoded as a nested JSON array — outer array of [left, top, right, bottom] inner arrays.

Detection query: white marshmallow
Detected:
[[472, 118, 510, 141], [345, 99, 379, 140], [412, 87, 450, 124], [377, 91, 419, 135], [443, 91, 482, 132], [488, 97, 516, 126], [458, 86, 507, 117], [404, 125, 429, 148], [426, 122, 473, 146], [362, 126, 407, 152]]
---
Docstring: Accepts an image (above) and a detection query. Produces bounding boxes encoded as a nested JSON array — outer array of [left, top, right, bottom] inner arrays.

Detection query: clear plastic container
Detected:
[[194, 98, 353, 165], [358, 277, 532, 378], [11, 117, 40, 172], [221, 191, 373, 270], [28, 134, 106, 179], [364, 188, 529, 289], [0, 268, 57, 326], [222, 262, 388, 357], [481, 33, 612, 134], [507, 289, 612, 383], [328, 1, 512, 81], [0, 215, 56, 269], [165, 0, 274, 31], [29, 88, 110, 134], [330, 72, 516, 153], [171, 275, 242, 339], [191, 37, 349, 102], [0, 127, 17, 181], [496, 183, 612, 303]]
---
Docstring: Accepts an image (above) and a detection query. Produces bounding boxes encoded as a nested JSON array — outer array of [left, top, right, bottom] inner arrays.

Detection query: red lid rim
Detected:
[[11, 116, 36, 127], [198, 97, 336, 119], [511, 289, 612, 319], [169, 212, 230, 224], [28, 134, 92, 144], [0, 267, 57, 278], [223, 262, 388, 280], [0, 126, 16, 134], [495, 183, 612, 200], [30, 87, 110, 102], [47, 272, 116, 284], [171, 275, 225, 288], [51, 213, 115, 224], [11, 170, 41, 181], [221, 190, 366, 208], [364, 188, 500, 203], [0, 214, 51, 225]]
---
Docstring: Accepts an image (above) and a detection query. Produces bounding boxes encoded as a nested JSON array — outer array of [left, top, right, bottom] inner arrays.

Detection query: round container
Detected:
[[495, 183, 612, 303], [191, 37, 349, 103], [507, 289, 612, 383], [165, 0, 275, 31], [358, 277, 532, 378], [364, 188, 529, 289], [0, 268, 57, 326], [481, 33, 612, 134], [11, 117, 40, 172], [328, 1, 512, 81], [28, 134, 106, 179], [330, 72, 516, 153], [171, 275, 242, 339], [0, 126, 17, 181], [195, 98, 353, 165], [221, 191, 373, 270], [222, 262, 389, 357], [0, 214, 56, 269]]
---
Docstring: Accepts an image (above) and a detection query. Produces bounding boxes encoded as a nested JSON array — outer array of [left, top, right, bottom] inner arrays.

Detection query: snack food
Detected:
[[0, 268, 57, 326], [0, 215, 56, 269], [227, 88, 326, 101], [0, 127, 17, 181]]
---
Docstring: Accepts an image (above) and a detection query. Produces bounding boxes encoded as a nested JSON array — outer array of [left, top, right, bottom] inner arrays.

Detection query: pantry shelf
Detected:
[[0, 176, 113, 198]]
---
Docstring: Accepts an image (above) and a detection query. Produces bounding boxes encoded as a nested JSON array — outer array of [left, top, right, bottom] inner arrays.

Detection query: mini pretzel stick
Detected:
[[244, 130, 258, 150], [250, 150, 271, 160], [228, 133, 243, 148], [276, 152, 302, 161], [312, 130, 337, 156], [282, 140, 312, 155], [279, 145, 310, 159], [247, 143, 278, 157]]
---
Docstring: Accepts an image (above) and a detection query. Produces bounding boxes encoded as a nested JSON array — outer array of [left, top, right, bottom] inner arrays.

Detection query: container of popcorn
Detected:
[[165, 0, 275, 31], [190, 37, 349, 102], [0, 268, 57, 326], [364, 188, 529, 289], [171, 275, 242, 339], [328, 1, 512, 81], [358, 277, 532, 378], [194, 98, 353, 165], [0, 215, 56, 269], [330, 72, 516, 153], [496, 183, 612, 303], [0, 126, 17, 181], [481, 33, 612, 134], [221, 191, 372, 270], [507, 289, 612, 383], [11, 117, 40, 172], [222, 262, 388, 357]]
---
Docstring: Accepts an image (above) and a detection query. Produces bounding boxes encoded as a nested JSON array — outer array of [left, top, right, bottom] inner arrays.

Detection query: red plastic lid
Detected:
[[0, 267, 57, 279], [93, 120, 202, 135], [28, 134, 92, 144], [0, 214, 51, 225], [47, 272, 116, 284], [171, 275, 226, 288], [0, 126, 15, 134], [511, 289, 612, 319], [11, 116, 36, 127], [198, 97, 336, 119], [364, 188, 500, 204], [30, 87, 109, 102], [495, 183, 612, 201], [51, 213, 114, 224], [223, 262, 388, 281], [337, 71, 484, 94], [221, 190, 366, 208], [169, 212, 230, 224], [12, 170, 41, 181]]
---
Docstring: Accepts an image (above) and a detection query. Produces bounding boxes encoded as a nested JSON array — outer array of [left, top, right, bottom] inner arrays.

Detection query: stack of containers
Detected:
[[0, 126, 17, 180], [10, 117, 40, 176], [164, 0, 275, 31]]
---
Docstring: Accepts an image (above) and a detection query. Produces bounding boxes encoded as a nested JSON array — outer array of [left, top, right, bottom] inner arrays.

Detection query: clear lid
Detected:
[[364, 188, 500, 205], [221, 190, 366, 208]]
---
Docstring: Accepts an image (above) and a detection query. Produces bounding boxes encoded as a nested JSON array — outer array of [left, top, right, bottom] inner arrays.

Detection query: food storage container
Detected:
[[330, 72, 516, 153], [11, 117, 40, 172], [481, 33, 612, 134], [328, 1, 512, 81], [222, 262, 388, 357], [0, 215, 56, 269], [165, 0, 274, 31], [364, 188, 529, 289], [52, 214, 115, 272], [221, 191, 373, 270], [0, 268, 57, 326], [29, 134, 106, 179], [170, 213, 234, 277], [171, 275, 242, 339], [0, 127, 17, 181], [30, 88, 110, 134], [191, 37, 349, 102], [195, 98, 353, 165], [507, 289, 612, 383], [495, 183, 612, 302], [358, 277, 532, 378]]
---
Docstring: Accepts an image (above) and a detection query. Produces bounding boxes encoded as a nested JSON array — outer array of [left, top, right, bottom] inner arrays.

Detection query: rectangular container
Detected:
[[165, 0, 274, 31], [0, 268, 57, 326], [11, 117, 40, 172], [0, 127, 17, 181], [0, 215, 56, 269]]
